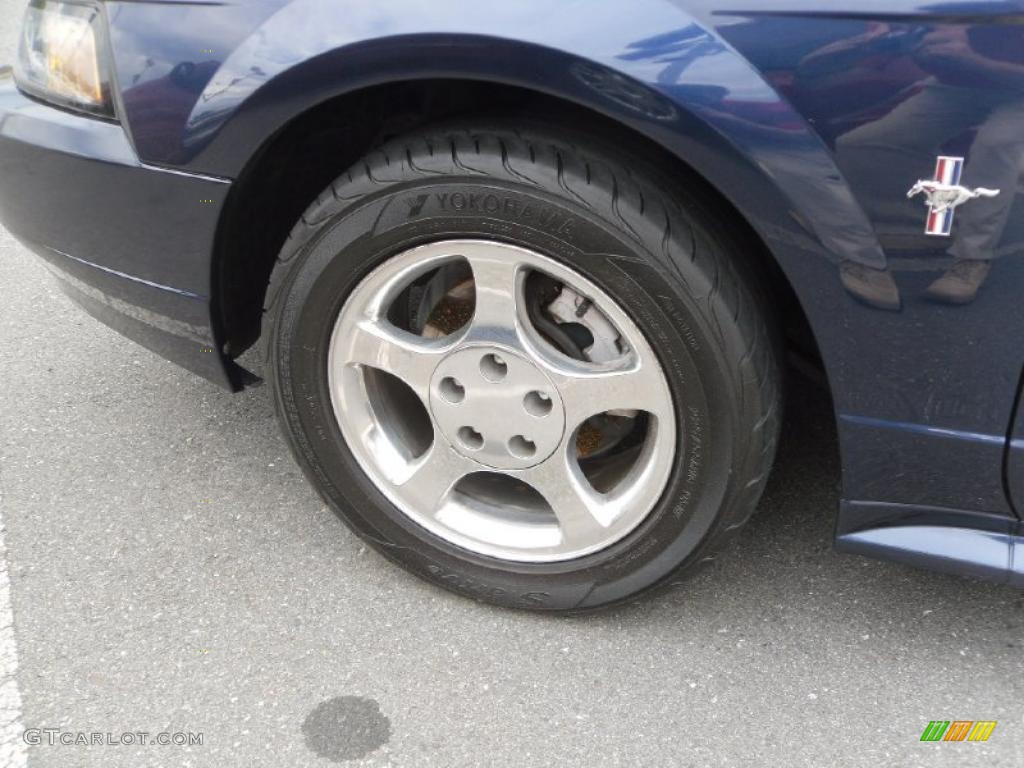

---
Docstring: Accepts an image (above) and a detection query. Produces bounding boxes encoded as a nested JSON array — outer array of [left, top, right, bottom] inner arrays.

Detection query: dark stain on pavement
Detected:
[[302, 695, 391, 762]]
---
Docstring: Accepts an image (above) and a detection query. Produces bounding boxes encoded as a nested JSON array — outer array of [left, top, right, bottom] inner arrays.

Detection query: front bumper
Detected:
[[0, 69, 241, 390]]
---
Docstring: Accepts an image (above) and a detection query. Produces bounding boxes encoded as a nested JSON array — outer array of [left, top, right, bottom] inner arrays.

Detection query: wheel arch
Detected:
[[212, 76, 821, 375], [205, 11, 858, 386]]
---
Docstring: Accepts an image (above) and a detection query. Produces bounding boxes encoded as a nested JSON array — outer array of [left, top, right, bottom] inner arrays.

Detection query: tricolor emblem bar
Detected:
[[926, 156, 963, 236]]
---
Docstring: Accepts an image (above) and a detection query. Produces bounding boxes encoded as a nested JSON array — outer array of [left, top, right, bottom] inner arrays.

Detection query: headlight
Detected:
[[15, 0, 115, 118]]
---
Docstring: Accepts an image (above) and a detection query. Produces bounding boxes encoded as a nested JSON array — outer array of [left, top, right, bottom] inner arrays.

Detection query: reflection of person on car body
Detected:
[[839, 23, 1024, 305]]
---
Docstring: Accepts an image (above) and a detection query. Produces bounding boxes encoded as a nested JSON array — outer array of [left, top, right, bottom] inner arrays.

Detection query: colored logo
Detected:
[[920, 720, 997, 742], [906, 156, 1000, 236]]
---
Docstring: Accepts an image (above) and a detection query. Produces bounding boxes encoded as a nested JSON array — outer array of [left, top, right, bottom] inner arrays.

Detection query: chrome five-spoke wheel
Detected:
[[328, 240, 676, 562]]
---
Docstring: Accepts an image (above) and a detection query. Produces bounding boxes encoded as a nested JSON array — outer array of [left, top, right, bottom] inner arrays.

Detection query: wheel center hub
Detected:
[[428, 346, 566, 469]]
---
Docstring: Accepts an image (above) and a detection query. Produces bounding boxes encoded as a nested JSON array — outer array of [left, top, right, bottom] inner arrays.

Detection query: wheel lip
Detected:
[[327, 238, 678, 563]]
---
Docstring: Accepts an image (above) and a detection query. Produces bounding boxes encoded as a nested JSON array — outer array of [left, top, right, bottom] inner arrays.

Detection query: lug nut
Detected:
[[439, 376, 465, 403], [523, 390, 552, 417], [480, 353, 508, 382], [508, 435, 537, 459], [457, 426, 484, 450]]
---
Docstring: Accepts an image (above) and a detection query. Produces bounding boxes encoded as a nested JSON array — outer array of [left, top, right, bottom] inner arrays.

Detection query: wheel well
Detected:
[[214, 78, 821, 371]]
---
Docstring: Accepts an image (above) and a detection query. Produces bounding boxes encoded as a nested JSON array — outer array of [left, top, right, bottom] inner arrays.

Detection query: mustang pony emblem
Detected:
[[907, 156, 999, 236]]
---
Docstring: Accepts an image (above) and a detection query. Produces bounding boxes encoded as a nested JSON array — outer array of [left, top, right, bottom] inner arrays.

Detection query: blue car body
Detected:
[[2, 0, 1024, 584]]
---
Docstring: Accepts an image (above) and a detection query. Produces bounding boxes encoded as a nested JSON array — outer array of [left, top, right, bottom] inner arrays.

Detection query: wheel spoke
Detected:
[[517, 454, 610, 549], [395, 440, 475, 513], [463, 247, 524, 346], [340, 318, 450, 400], [549, 356, 670, 429]]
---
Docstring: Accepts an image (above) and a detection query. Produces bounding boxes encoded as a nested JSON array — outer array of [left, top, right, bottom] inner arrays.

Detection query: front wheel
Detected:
[[264, 122, 780, 611]]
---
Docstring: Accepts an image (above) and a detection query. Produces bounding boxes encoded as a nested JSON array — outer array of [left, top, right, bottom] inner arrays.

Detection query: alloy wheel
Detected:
[[328, 239, 676, 562]]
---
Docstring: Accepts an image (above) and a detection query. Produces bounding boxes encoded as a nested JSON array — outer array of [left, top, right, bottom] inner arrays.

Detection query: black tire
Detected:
[[263, 121, 780, 611]]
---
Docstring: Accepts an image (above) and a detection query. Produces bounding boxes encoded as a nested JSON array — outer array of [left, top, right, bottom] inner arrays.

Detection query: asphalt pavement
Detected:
[[1, 4, 1023, 766]]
